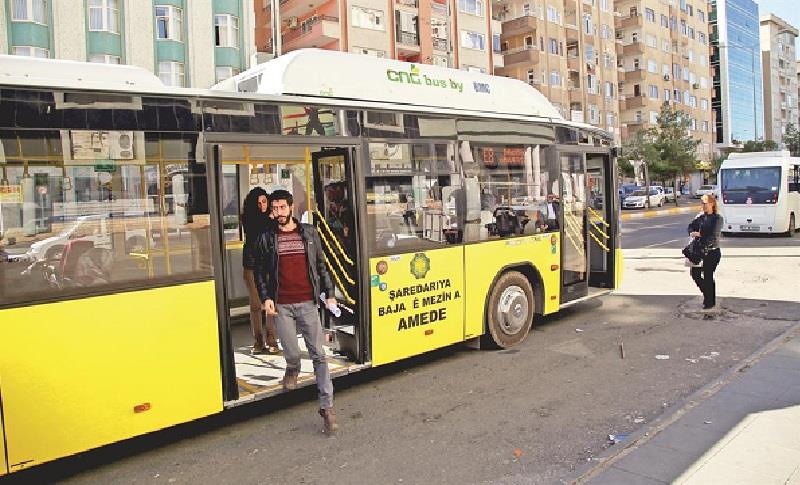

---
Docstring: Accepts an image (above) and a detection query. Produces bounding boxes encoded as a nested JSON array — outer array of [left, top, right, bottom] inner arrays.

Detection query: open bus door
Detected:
[[311, 147, 363, 361], [587, 153, 619, 288], [558, 152, 589, 303]]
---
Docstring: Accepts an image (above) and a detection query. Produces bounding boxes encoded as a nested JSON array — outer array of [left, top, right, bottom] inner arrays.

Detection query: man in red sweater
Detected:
[[252, 190, 339, 434]]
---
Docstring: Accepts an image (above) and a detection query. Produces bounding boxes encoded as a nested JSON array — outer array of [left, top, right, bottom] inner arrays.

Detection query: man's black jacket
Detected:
[[246, 219, 335, 304]]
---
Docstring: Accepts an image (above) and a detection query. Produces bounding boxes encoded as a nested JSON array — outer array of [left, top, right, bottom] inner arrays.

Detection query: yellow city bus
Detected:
[[0, 50, 621, 474]]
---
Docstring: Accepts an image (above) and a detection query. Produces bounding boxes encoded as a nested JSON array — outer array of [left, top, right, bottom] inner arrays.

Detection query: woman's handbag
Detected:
[[682, 237, 706, 265]]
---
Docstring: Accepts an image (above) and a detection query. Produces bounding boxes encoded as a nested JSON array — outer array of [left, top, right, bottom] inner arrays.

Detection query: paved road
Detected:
[[622, 211, 800, 250], [6, 216, 799, 485]]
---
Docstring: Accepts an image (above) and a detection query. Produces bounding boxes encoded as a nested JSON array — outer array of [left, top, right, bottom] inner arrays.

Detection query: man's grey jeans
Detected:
[[275, 301, 334, 409]]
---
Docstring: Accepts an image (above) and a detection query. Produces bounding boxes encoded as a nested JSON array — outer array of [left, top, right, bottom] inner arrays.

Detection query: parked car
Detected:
[[694, 184, 718, 199], [622, 188, 666, 209], [664, 187, 677, 202], [618, 184, 640, 204]]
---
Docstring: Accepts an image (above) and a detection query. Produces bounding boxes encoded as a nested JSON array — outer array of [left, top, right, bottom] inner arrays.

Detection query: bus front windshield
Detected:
[[721, 167, 781, 204]]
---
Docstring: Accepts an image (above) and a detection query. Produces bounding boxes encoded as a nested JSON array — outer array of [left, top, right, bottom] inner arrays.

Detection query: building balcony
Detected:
[[282, 16, 340, 49], [501, 15, 537, 39], [624, 69, 645, 82], [622, 41, 644, 56], [624, 95, 647, 109], [567, 55, 580, 71], [279, 0, 329, 22], [432, 38, 448, 52], [570, 110, 585, 123], [569, 88, 582, 103], [396, 31, 420, 49], [430, 1, 447, 17], [395, 0, 418, 8], [502, 46, 540, 67], [617, 14, 643, 30]]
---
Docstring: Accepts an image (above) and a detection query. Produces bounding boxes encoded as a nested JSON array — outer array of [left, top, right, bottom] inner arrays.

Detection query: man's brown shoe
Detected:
[[319, 408, 338, 435], [282, 373, 297, 391]]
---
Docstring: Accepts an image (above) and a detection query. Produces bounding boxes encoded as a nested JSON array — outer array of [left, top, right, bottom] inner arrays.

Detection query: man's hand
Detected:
[[262, 299, 277, 315], [325, 298, 337, 311]]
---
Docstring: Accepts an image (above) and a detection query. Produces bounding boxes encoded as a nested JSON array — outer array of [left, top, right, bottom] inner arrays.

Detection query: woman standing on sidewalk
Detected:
[[687, 194, 723, 309], [241, 187, 279, 354]]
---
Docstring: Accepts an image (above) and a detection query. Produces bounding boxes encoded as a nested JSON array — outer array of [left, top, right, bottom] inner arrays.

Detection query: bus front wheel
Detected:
[[485, 271, 534, 349]]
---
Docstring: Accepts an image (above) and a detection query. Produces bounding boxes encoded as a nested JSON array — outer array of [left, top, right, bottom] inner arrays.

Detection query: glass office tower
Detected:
[[711, 0, 764, 146]]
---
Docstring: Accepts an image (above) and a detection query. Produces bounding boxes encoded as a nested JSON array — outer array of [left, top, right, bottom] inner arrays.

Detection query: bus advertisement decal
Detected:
[[370, 248, 465, 365]]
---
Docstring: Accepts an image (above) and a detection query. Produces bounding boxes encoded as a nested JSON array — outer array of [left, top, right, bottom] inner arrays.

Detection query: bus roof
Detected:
[[0, 51, 610, 139], [723, 151, 800, 169], [213, 49, 563, 121]]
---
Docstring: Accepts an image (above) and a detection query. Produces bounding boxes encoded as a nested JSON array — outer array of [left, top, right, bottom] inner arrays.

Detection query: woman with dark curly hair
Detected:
[[241, 187, 279, 353]]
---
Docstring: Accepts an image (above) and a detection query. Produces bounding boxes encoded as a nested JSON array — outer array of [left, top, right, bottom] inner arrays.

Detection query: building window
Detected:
[[649, 85, 658, 99], [460, 31, 485, 50], [698, 10, 705, 22], [582, 14, 592, 35], [548, 38, 558, 55], [214, 14, 239, 48], [158, 61, 185, 87], [89, 53, 120, 64], [550, 70, 560, 86], [12, 45, 48, 58], [650, 111, 659, 124], [646, 34, 657, 48], [492, 33, 501, 53], [660, 14, 668, 28], [12, 0, 47, 25], [351, 6, 384, 30], [88, 0, 119, 33], [527, 69, 535, 84], [546, 5, 560, 24], [645, 8, 655, 23], [647, 59, 657, 73], [457, 0, 483, 17], [155, 5, 183, 41], [215, 66, 240, 82]]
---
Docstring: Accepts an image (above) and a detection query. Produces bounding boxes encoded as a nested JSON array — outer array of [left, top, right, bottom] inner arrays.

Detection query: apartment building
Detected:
[[0, 0, 256, 88], [711, 0, 763, 147], [760, 14, 799, 144], [254, 0, 501, 73], [491, 0, 620, 141], [615, 0, 714, 161]]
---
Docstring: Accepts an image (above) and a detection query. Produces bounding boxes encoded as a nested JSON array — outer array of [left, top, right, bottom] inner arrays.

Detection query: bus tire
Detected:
[[787, 214, 796, 238], [484, 271, 534, 349]]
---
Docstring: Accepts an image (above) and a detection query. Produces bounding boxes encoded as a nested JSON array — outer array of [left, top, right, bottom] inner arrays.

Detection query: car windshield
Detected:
[[631, 190, 647, 196]]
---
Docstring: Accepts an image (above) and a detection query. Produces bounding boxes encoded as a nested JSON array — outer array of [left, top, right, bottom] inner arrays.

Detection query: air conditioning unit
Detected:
[[663, 74, 670, 81], [693, 83, 700, 89], [287, 17, 298, 28]]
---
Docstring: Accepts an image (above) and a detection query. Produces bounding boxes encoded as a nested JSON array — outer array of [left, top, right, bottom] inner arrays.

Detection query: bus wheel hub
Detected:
[[498, 286, 528, 335]]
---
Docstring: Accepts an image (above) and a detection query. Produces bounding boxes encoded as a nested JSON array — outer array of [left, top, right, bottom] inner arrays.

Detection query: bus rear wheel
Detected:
[[485, 271, 534, 349]]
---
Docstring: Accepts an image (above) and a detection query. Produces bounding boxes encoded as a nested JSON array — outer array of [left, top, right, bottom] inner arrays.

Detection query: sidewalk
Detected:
[[621, 204, 697, 221], [579, 323, 800, 484]]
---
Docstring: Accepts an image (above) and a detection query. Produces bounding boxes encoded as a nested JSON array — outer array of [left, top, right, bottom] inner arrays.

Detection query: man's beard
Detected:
[[277, 215, 290, 226]]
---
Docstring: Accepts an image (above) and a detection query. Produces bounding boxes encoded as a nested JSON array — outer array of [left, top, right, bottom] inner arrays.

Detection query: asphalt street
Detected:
[[622, 210, 800, 250], [4, 213, 800, 485]]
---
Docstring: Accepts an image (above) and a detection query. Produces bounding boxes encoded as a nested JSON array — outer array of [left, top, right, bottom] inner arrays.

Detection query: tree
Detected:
[[650, 104, 700, 183], [742, 139, 779, 152], [618, 128, 659, 180], [785, 123, 800, 156]]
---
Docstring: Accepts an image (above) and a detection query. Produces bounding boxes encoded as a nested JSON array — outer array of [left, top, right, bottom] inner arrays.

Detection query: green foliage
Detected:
[[621, 104, 701, 181], [784, 123, 800, 156], [741, 139, 779, 152]]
